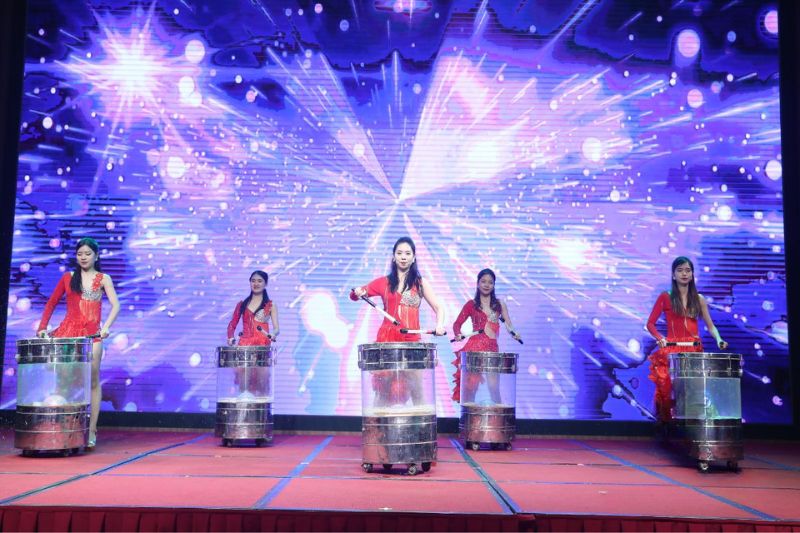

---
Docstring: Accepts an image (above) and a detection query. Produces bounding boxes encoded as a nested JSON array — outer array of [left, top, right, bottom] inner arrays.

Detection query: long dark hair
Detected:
[[670, 256, 700, 318], [239, 270, 270, 314], [69, 237, 101, 294], [473, 268, 501, 313], [387, 236, 422, 295]]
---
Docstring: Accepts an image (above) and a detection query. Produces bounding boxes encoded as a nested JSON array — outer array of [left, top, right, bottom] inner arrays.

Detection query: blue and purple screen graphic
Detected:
[[2, 0, 790, 422]]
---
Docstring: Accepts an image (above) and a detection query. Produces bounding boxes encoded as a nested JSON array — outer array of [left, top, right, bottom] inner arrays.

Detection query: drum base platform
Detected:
[[215, 401, 273, 446], [665, 418, 743, 472], [361, 413, 437, 475], [14, 404, 90, 453], [460, 405, 516, 450]]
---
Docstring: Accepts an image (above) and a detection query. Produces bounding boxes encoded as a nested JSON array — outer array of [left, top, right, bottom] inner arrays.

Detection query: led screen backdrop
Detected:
[[2, 0, 790, 422]]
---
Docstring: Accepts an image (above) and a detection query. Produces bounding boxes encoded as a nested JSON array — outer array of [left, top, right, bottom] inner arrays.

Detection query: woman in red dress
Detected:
[[450, 268, 520, 402], [227, 270, 279, 346], [350, 237, 445, 406], [37, 238, 121, 448], [646, 256, 727, 422]]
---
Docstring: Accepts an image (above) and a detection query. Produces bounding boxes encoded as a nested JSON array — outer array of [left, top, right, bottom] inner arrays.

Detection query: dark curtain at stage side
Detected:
[[0, 1, 27, 399]]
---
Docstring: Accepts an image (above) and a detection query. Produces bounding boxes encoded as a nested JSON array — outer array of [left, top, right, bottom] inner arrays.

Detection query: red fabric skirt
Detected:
[[648, 336, 702, 422]]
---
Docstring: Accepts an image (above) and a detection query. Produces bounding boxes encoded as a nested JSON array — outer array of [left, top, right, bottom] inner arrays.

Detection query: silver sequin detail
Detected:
[[254, 308, 267, 322], [486, 309, 499, 323], [82, 283, 102, 301], [400, 290, 421, 308]]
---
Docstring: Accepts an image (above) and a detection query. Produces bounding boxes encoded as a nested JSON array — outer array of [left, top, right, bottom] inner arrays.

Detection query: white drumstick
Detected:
[[352, 288, 400, 325], [665, 341, 699, 347], [400, 328, 447, 336], [450, 329, 484, 343], [256, 325, 276, 342], [499, 316, 524, 344]]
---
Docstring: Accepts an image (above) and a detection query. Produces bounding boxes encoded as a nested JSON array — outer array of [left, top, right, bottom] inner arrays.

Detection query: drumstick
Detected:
[[86, 333, 102, 339], [450, 329, 484, 343], [256, 325, 276, 342], [351, 288, 400, 325], [665, 341, 700, 347], [400, 328, 447, 336], [499, 316, 524, 344]]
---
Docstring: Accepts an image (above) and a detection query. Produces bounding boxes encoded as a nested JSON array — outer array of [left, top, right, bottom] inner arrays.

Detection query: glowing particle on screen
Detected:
[[112, 333, 128, 350], [592, 318, 601, 327], [412, 83, 422, 94], [772, 245, 781, 253], [189, 352, 202, 367], [124, 402, 138, 412], [716, 205, 732, 221], [772, 396, 783, 406], [167, 156, 186, 178], [558, 405, 569, 418], [623, 70, 629, 77], [582, 137, 603, 162], [739, 166, 746, 174], [549, 100, 558, 111], [16, 298, 31, 312], [184, 39, 205, 63], [708, 82, 721, 94], [250, 140, 259, 152], [628, 34, 634, 41], [668, 78, 676, 86], [200, 398, 210, 409], [676, 29, 700, 58], [765, 159, 782, 180], [235, 74, 243, 84], [660, 246, 669, 254], [760, 375, 771, 385], [726, 73, 734, 82], [687, 88, 703, 108], [48, 238, 60, 248], [340, 20, 350, 31], [285, 8, 292, 16], [178, 76, 195, 97], [656, 15, 663, 22], [244, 89, 258, 103], [353, 143, 365, 157], [315, 3, 323, 13], [528, 364, 537, 375], [727, 31, 736, 42], [609, 190, 621, 202], [146, 149, 161, 166], [627, 339, 641, 354], [19, 263, 30, 273], [762, 300, 774, 312], [301, 291, 348, 348], [764, 10, 778, 35], [42, 116, 53, 129]]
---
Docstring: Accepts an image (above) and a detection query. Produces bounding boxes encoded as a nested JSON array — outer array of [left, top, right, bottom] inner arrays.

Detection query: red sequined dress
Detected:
[[38, 272, 104, 343], [351, 277, 423, 405], [450, 301, 501, 402], [646, 291, 703, 422], [350, 276, 421, 342], [227, 301, 273, 346]]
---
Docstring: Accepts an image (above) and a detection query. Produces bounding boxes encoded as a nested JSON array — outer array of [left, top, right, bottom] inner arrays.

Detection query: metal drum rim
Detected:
[[458, 350, 518, 358], [216, 346, 273, 354], [669, 352, 742, 359], [16, 337, 94, 347], [358, 342, 436, 351]]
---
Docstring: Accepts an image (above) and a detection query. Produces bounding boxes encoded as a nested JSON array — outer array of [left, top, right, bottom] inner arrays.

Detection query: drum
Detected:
[[668, 352, 743, 471], [14, 337, 93, 455], [458, 351, 518, 451], [215, 345, 274, 446], [358, 342, 437, 475]]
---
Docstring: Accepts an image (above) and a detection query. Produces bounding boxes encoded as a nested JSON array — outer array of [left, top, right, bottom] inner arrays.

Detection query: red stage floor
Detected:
[[0, 428, 799, 531]]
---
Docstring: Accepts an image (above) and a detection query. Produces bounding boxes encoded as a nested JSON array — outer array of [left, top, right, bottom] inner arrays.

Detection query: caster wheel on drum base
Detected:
[[222, 439, 233, 447], [504, 442, 513, 451], [422, 462, 431, 472], [255, 439, 265, 447], [60, 449, 71, 457], [470, 441, 480, 451], [362, 463, 373, 473], [697, 460, 710, 473], [21, 450, 35, 458], [727, 461, 739, 472], [406, 464, 419, 476], [382, 464, 392, 472]]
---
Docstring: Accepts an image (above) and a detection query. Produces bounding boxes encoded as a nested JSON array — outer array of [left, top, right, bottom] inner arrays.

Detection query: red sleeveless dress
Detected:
[[227, 301, 273, 346], [351, 277, 421, 342], [450, 301, 501, 402], [38, 272, 104, 343], [646, 291, 703, 422]]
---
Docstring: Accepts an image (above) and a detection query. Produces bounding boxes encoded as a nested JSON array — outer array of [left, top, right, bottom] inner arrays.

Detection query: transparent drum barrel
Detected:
[[215, 346, 274, 445], [358, 342, 437, 474], [669, 352, 743, 470], [459, 351, 518, 450], [15, 338, 93, 453]]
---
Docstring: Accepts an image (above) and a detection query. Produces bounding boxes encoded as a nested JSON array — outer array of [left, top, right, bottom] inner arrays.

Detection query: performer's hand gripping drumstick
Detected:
[[450, 329, 484, 343], [499, 316, 524, 344], [350, 287, 400, 326], [256, 325, 277, 342]]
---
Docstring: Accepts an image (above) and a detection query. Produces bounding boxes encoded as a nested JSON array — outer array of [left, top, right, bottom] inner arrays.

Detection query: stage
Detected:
[[0, 429, 798, 531]]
